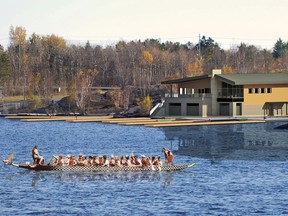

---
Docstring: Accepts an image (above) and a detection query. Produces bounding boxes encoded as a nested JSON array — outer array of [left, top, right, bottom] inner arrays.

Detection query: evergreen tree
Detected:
[[272, 38, 287, 59]]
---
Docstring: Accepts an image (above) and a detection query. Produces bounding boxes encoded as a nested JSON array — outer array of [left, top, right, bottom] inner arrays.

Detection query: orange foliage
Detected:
[[184, 58, 204, 76], [142, 50, 154, 64], [222, 64, 234, 74], [165, 72, 181, 81]]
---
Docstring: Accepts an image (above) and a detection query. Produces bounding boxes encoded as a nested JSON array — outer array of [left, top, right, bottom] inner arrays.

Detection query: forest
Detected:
[[0, 26, 288, 113]]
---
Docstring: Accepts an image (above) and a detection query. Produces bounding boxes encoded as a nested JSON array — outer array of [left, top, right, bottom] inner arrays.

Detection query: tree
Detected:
[[8, 26, 27, 95], [74, 69, 98, 113], [222, 64, 234, 74], [140, 50, 154, 96], [139, 95, 152, 116], [27, 33, 45, 96], [184, 58, 204, 76], [272, 38, 287, 59], [0, 45, 11, 86], [108, 89, 123, 109], [194, 36, 223, 72]]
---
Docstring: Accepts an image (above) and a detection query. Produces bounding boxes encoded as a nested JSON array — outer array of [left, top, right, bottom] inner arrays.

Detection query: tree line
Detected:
[[0, 26, 288, 108]]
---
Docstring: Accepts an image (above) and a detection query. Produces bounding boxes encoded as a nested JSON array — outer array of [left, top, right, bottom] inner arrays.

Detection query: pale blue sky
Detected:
[[0, 0, 287, 50]]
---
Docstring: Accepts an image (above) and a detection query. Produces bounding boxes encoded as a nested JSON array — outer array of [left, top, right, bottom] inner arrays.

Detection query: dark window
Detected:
[[248, 88, 253, 94], [267, 88, 272, 93], [254, 88, 259, 93], [261, 88, 265, 93], [198, 89, 205, 93], [205, 88, 211, 93]]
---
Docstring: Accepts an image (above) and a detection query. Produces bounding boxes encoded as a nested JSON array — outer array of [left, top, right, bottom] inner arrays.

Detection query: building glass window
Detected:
[[248, 88, 253, 94], [267, 88, 272, 93], [205, 88, 211, 93], [254, 88, 259, 93], [261, 88, 265, 93]]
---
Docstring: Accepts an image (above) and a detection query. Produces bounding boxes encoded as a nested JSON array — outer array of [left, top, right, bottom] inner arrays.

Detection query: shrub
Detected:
[[139, 95, 152, 116]]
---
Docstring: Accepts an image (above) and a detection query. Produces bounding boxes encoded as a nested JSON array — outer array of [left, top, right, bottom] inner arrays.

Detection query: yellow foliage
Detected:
[[139, 95, 152, 115], [143, 50, 154, 64], [9, 26, 26, 45], [184, 58, 204, 76], [166, 72, 181, 81], [46, 34, 66, 49]]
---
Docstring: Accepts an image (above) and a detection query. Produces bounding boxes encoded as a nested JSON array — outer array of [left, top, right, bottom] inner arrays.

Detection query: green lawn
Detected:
[[2, 96, 25, 102], [2, 95, 69, 103]]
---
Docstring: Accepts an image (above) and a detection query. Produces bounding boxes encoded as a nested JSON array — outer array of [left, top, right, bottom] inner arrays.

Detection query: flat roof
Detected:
[[216, 73, 288, 85], [161, 73, 288, 85]]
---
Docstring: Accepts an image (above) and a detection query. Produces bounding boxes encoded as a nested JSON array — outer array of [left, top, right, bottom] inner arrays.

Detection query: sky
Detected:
[[0, 0, 287, 50]]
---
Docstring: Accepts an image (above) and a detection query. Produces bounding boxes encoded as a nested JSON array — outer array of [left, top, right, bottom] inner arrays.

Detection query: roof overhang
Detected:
[[161, 75, 211, 84], [215, 73, 288, 85]]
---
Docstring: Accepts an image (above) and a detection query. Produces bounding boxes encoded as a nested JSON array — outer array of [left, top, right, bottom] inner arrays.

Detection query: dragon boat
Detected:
[[2, 155, 195, 172]]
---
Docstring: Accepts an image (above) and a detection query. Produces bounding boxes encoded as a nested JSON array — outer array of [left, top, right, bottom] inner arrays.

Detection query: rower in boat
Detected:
[[141, 155, 152, 166], [124, 155, 132, 167], [103, 155, 109, 166], [32, 146, 44, 165], [132, 155, 142, 166], [54, 154, 64, 166], [109, 155, 116, 166], [77, 153, 87, 166], [68, 155, 77, 166], [157, 156, 163, 166], [115, 156, 123, 167], [162, 148, 174, 166]]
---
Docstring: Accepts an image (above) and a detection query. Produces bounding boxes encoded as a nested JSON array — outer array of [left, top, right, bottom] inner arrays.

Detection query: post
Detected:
[[24, 74, 27, 101]]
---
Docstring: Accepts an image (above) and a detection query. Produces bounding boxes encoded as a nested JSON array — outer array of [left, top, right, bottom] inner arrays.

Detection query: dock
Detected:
[[3, 115, 266, 127]]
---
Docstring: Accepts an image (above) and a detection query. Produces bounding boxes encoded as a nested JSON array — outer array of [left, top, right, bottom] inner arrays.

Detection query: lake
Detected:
[[1, 117, 288, 215]]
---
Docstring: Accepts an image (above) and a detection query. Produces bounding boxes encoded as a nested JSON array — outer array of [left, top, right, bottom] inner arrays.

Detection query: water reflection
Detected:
[[30, 171, 175, 187], [161, 122, 288, 161]]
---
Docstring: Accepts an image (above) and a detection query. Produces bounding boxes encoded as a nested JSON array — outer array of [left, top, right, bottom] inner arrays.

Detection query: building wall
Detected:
[[164, 96, 212, 117], [242, 84, 288, 116]]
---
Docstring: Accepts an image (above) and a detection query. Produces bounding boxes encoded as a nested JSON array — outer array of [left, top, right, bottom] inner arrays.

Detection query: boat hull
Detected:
[[11, 163, 195, 172]]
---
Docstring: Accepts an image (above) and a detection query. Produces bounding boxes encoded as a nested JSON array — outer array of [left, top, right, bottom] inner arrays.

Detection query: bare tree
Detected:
[[74, 69, 98, 113]]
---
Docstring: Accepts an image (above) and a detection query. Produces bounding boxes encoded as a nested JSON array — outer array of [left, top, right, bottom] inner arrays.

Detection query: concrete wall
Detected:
[[210, 70, 222, 116], [164, 96, 212, 117]]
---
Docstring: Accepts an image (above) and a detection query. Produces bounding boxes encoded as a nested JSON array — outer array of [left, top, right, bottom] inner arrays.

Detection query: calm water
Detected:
[[0, 118, 288, 215]]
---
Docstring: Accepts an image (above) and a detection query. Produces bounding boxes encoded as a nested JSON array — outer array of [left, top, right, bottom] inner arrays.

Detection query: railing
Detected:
[[217, 92, 243, 98], [165, 93, 179, 98], [165, 93, 211, 98], [217, 88, 243, 98]]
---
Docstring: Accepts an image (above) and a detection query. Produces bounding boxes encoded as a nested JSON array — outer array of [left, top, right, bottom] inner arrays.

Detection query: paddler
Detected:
[[32, 146, 44, 165], [162, 148, 174, 166]]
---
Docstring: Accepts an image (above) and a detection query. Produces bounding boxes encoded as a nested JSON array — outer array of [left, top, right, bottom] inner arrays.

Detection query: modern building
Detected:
[[155, 70, 288, 117]]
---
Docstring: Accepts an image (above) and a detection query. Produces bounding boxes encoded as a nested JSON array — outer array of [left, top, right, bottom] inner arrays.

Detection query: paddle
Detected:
[[3, 154, 14, 164]]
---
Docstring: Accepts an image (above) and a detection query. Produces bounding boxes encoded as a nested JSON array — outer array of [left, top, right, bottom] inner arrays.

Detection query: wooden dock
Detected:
[[4, 115, 266, 127]]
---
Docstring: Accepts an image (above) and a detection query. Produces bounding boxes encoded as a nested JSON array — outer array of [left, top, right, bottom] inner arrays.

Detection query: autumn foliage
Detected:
[[139, 95, 152, 116], [1, 26, 288, 109]]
